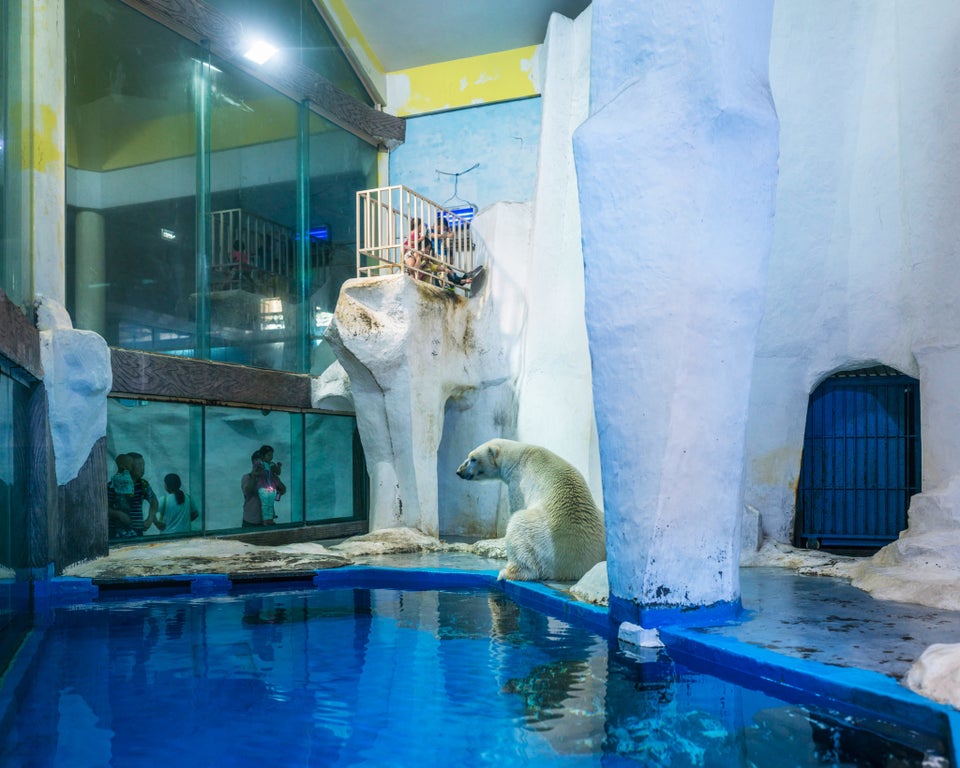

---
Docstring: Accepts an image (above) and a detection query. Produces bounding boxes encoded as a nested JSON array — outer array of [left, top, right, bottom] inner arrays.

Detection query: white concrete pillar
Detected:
[[575, 0, 779, 626], [74, 210, 106, 336], [25, 0, 65, 304]]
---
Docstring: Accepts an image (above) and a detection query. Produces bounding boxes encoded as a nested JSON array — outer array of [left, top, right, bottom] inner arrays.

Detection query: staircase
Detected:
[[355, 186, 478, 295]]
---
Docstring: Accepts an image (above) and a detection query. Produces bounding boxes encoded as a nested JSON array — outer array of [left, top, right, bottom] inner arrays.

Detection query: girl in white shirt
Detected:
[[157, 473, 199, 534]]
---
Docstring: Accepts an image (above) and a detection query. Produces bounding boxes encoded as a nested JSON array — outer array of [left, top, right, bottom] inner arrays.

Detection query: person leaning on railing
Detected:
[[428, 213, 483, 289], [403, 218, 431, 280]]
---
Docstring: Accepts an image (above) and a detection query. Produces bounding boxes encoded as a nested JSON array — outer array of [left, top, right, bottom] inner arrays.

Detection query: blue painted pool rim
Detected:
[[20, 565, 960, 765]]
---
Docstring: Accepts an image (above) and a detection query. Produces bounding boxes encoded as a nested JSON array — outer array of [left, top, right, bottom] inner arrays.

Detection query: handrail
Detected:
[[355, 185, 477, 295], [210, 208, 293, 295]]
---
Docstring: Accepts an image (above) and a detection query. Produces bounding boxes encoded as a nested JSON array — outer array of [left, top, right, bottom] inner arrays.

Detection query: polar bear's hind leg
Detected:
[[501, 508, 552, 581]]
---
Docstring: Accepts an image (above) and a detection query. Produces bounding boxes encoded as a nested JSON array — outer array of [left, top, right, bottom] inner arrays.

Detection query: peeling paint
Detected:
[[28, 105, 63, 172], [386, 46, 540, 117]]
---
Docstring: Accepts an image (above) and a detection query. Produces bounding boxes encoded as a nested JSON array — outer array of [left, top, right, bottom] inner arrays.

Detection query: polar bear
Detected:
[[456, 438, 605, 582]]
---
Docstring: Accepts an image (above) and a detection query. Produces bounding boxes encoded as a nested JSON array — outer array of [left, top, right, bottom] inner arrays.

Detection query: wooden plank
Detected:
[[58, 436, 109, 572], [117, 0, 404, 148], [27, 383, 56, 570], [110, 348, 314, 410], [267, 60, 404, 149], [0, 289, 41, 380]]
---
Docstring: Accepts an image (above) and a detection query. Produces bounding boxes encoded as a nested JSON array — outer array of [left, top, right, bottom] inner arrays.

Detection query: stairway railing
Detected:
[[356, 185, 476, 294]]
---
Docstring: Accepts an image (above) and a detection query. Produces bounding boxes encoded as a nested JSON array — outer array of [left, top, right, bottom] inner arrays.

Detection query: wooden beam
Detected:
[[117, 0, 404, 148], [110, 348, 315, 411], [0, 289, 41, 381]]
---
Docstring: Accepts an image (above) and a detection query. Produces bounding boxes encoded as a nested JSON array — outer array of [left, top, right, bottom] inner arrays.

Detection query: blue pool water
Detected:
[[0, 578, 952, 767]]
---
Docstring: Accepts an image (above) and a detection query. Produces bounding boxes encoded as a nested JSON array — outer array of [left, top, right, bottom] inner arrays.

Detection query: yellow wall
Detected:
[[386, 46, 540, 118]]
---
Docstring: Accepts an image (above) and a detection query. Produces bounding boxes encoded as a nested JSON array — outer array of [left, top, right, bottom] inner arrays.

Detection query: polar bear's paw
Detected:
[[498, 561, 536, 581]]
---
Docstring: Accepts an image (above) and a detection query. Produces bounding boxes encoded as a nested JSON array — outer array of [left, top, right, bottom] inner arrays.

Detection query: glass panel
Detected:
[[308, 112, 378, 373], [66, 0, 199, 351], [207, 57, 299, 371], [304, 413, 361, 522], [204, 406, 299, 531], [0, 373, 13, 568], [107, 398, 203, 541], [204, 0, 373, 104], [0, 0, 27, 307], [0, 370, 28, 687]]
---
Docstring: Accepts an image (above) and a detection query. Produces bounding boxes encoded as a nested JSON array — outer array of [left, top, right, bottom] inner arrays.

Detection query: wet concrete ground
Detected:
[[708, 567, 960, 681], [346, 551, 960, 682]]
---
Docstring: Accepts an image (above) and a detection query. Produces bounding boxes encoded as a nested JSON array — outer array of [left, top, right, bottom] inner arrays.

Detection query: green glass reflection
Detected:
[[204, 406, 300, 531], [0, 374, 13, 568], [66, 0, 200, 348], [106, 398, 203, 541], [107, 397, 365, 538], [0, 0, 27, 308], [305, 412, 361, 522], [207, 58, 300, 371], [308, 111, 378, 374], [204, 0, 373, 104]]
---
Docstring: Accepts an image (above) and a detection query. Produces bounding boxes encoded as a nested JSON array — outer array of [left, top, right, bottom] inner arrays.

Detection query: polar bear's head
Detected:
[[456, 439, 502, 480]]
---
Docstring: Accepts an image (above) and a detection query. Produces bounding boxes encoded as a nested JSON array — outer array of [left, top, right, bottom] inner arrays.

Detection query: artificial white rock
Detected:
[[324, 274, 513, 537], [845, 529, 960, 611], [311, 360, 354, 412], [570, 560, 609, 606], [742, 3, 960, 556], [330, 6, 603, 544], [516, 7, 602, 500], [331, 526, 448, 557], [575, 0, 779, 621], [741, 505, 763, 557], [618, 622, 664, 650], [36, 296, 111, 485]]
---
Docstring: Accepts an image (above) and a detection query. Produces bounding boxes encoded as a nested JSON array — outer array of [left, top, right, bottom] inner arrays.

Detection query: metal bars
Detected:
[[209, 209, 294, 294], [355, 185, 476, 295], [796, 373, 921, 548]]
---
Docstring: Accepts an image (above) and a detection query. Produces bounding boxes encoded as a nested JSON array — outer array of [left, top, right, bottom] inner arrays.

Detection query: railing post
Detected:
[[194, 42, 212, 360], [296, 99, 310, 373]]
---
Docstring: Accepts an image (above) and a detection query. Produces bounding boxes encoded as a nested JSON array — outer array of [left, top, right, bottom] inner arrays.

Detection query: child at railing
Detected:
[[427, 214, 483, 289], [401, 215, 481, 290], [403, 218, 431, 281]]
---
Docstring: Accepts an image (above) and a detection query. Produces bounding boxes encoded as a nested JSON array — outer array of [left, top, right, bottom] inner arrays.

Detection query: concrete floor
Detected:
[[707, 566, 960, 681], [350, 552, 960, 682]]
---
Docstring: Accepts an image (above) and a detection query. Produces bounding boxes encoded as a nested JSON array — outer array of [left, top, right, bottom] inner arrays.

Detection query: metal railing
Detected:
[[210, 209, 293, 295], [356, 186, 477, 294]]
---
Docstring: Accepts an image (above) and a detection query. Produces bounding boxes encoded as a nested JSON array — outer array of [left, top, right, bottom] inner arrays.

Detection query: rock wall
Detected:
[[324, 273, 514, 536], [327, 9, 601, 538], [745, 0, 960, 548]]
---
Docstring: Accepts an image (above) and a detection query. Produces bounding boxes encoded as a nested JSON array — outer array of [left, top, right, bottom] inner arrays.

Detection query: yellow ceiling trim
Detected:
[[386, 45, 540, 118]]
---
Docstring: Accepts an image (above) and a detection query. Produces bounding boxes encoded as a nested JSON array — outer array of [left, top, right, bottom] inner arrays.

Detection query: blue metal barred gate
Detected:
[[795, 368, 921, 549]]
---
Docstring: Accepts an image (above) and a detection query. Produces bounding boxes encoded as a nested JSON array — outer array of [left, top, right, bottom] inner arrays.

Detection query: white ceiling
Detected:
[[344, 0, 591, 71]]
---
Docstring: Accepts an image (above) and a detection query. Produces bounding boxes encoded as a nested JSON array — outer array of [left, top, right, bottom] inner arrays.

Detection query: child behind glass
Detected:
[[111, 453, 134, 496]]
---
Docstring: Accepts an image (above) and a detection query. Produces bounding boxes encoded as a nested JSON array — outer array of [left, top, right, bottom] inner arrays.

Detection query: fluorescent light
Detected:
[[161, 228, 177, 241], [243, 40, 278, 65]]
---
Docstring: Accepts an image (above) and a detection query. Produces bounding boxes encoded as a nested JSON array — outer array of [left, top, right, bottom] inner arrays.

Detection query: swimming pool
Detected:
[[0, 567, 955, 767]]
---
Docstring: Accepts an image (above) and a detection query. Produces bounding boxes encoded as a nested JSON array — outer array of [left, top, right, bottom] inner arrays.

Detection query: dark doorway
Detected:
[[795, 366, 921, 553]]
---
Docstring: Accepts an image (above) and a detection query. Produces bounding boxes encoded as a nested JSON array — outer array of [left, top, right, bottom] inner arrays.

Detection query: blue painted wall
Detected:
[[390, 98, 542, 212]]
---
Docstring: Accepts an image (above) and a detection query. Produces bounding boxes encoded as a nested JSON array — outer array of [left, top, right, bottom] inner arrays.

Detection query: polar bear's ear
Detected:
[[487, 443, 500, 465]]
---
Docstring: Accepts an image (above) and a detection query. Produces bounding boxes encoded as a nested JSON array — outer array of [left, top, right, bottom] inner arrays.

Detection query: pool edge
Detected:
[[22, 567, 960, 765]]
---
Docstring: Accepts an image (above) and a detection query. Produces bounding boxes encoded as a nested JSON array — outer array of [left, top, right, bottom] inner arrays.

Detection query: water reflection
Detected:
[[0, 587, 949, 767]]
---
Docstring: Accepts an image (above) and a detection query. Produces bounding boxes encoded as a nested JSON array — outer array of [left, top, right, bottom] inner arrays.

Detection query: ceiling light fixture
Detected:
[[243, 40, 278, 66]]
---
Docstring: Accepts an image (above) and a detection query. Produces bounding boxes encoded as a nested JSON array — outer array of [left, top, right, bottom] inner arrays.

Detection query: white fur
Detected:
[[456, 438, 606, 582]]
